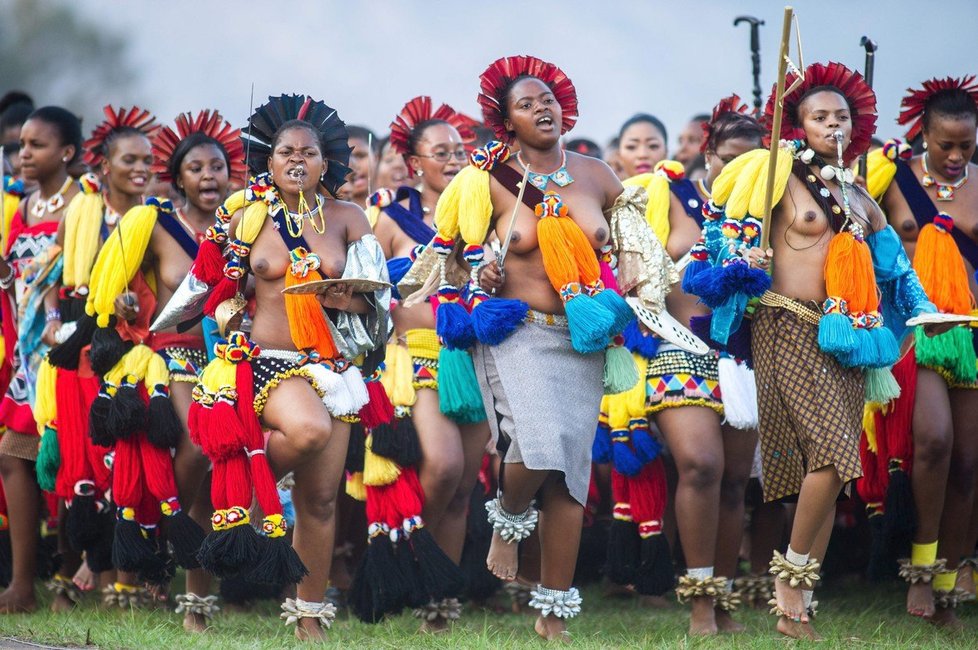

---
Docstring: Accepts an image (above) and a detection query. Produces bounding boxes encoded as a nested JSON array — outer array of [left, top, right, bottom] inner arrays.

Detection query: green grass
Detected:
[[3, 580, 977, 649]]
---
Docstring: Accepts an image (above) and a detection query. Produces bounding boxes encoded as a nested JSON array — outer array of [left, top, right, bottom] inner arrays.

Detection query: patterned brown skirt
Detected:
[[752, 302, 864, 501]]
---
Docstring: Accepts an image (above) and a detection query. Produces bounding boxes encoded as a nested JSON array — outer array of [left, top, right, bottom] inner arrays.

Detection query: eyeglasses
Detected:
[[417, 149, 467, 163]]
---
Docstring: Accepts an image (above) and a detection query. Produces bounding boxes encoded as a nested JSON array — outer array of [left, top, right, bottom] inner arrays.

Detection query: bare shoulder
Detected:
[[328, 198, 371, 239], [568, 151, 623, 207]]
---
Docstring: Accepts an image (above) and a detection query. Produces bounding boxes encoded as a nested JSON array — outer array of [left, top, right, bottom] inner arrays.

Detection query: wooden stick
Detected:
[[760, 6, 794, 252]]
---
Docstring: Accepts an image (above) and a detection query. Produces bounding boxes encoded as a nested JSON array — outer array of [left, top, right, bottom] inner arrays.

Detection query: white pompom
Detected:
[[718, 357, 758, 430], [819, 165, 836, 181], [800, 148, 815, 163]]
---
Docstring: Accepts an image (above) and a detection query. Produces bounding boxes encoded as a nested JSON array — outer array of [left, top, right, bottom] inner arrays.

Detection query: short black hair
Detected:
[[407, 119, 452, 156], [618, 113, 667, 143], [564, 137, 601, 158], [26, 106, 83, 164], [705, 113, 765, 154], [98, 126, 151, 165], [167, 131, 231, 193], [346, 125, 378, 152], [793, 85, 852, 126], [1, 101, 35, 139], [271, 119, 323, 155], [923, 88, 978, 133], [0, 91, 33, 115]]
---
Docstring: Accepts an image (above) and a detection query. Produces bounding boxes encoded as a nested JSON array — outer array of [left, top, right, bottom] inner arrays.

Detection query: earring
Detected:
[[923, 141, 928, 150], [62, 156, 70, 162], [320, 171, 326, 182], [704, 161, 711, 172], [415, 168, 423, 177]]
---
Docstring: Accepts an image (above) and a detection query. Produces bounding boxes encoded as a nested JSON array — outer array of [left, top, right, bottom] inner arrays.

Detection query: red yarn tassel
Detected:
[[359, 379, 395, 429], [193, 239, 227, 287]]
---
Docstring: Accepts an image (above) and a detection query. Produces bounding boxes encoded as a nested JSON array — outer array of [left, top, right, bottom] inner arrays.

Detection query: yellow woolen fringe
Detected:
[[363, 434, 400, 486], [85, 204, 160, 326], [62, 189, 105, 290], [33, 359, 58, 435], [711, 147, 793, 219], [865, 148, 897, 202], [380, 342, 416, 408], [623, 172, 672, 246], [434, 165, 492, 244]]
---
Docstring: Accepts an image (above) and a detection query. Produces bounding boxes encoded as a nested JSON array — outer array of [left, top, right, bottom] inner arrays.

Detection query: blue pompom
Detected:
[[867, 326, 900, 368], [564, 294, 615, 354], [622, 319, 661, 358], [592, 289, 634, 337], [592, 423, 613, 464], [842, 327, 874, 367], [681, 258, 712, 295], [612, 435, 643, 477], [630, 423, 662, 463], [470, 297, 528, 345], [436, 301, 476, 350], [817, 312, 858, 356]]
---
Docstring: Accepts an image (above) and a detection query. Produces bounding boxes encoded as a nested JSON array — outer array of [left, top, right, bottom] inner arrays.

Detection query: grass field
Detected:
[[2, 577, 977, 649]]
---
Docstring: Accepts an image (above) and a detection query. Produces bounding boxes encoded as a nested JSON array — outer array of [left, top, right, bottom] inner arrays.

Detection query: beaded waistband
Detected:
[[525, 309, 569, 327], [759, 291, 821, 326]]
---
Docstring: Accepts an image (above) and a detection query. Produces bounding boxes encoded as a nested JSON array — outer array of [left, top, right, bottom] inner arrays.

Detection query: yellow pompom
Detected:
[[623, 173, 671, 246], [747, 147, 793, 218], [345, 472, 367, 501], [862, 402, 881, 454], [235, 201, 269, 246], [363, 434, 401, 486], [866, 147, 897, 201], [144, 351, 170, 390], [626, 354, 649, 417], [62, 191, 105, 290], [199, 357, 238, 393], [455, 166, 493, 245], [86, 204, 159, 326], [33, 359, 58, 434]]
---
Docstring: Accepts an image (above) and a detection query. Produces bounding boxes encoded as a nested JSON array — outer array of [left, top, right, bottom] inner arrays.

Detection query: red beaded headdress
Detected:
[[83, 105, 159, 168], [477, 55, 578, 142], [389, 96, 478, 175], [151, 110, 246, 183], [700, 94, 751, 153], [763, 62, 877, 164], [898, 76, 978, 142]]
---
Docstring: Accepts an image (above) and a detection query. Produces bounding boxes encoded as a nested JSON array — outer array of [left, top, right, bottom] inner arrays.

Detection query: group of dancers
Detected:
[[0, 48, 977, 643]]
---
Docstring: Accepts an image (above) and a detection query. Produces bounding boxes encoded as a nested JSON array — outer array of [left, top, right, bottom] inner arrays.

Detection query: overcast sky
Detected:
[[73, 0, 978, 150]]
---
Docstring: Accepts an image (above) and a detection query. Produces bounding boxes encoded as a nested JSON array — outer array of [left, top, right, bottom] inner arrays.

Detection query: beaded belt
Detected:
[[524, 309, 569, 328], [759, 291, 821, 326]]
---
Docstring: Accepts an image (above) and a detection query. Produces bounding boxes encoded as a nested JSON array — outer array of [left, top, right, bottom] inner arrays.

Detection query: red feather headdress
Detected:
[[389, 96, 478, 174], [477, 55, 578, 142], [898, 75, 978, 142], [763, 62, 877, 164], [151, 110, 246, 183], [83, 105, 159, 168], [700, 93, 751, 153]]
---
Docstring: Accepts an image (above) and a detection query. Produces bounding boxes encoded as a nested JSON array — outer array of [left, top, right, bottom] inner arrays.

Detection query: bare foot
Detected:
[[773, 577, 806, 623], [906, 582, 935, 618], [295, 617, 327, 641], [535, 615, 572, 643], [183, 612, 209, 633], [487, 530, 519, 581], [0, 586, 37, 613], [50, 591, 76, 613], [418, 617, 450, 634], [776, 615, 821, 640], [73, 562, 96, 592], [955, 567, 976, 601], [688, 596, 718, 636], [714, 608, 745, 633], [929, 606, 964, 631]]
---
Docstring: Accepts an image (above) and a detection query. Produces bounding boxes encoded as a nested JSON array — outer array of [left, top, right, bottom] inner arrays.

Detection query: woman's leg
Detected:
[[656, 406, 725, 636], [0, 452, 39, 613], [413, 389, 465, 544], [908, 369, 953, 618], [486, 461, 549, 582], [713, 424, 758, 631], [534, 474, 583, 641], [50, 499, 83, 612], [262, 378, 349, 641], [169, 381, 213, 632]]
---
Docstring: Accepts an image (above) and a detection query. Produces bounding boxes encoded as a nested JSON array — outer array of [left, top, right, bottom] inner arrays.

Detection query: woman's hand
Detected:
[[317, 283, 354, 311], [114, 291, 139, 322], [479, 261, 505, 294], [41, 319, 62, 346], [744, 247, 773, 271]]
